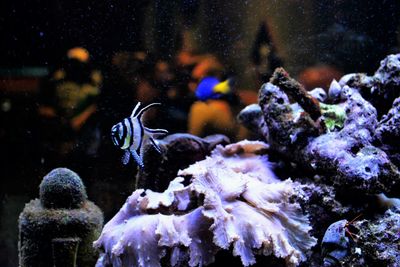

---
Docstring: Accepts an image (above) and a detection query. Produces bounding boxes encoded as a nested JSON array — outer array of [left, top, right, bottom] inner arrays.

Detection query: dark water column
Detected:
[[93, 0, 149, 64], [154, 0, 179, 59], [312, 0, 400, 74], [112, 0, 149, 52], [203, 0, 243, 66]]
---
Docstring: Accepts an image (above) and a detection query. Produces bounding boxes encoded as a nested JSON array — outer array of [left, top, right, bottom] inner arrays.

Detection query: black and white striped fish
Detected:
[[111, 102, 168, 169]]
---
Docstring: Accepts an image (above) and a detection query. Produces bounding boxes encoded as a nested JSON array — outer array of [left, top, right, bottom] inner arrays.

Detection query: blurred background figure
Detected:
[[38, 47, 102, 169], [151, 58, 194, 133], [297, 65, 343, 91]]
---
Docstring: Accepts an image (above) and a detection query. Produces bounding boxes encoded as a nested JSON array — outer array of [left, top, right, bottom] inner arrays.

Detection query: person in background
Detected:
[[38, 47, 102, 165]]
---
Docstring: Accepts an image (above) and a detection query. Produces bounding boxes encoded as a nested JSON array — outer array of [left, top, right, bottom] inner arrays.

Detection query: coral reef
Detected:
[[95, 54, 400, 267], [19, 168, 103, 267], [238, 54, 400, 266], [270, 67, 322, 121], [258, 67, 400, 195], [290, 183, 351, 239], [94, 141, 317, 267]]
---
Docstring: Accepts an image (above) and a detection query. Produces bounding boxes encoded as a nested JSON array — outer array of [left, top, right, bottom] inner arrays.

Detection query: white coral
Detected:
[[94, 140, 317, 267]]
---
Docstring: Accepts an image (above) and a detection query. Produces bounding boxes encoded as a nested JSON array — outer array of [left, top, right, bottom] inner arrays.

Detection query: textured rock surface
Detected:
[[353, 208, 400, 266], [341, 54, 400, 116], [94, 141, 317, 267], [19, 168, 103, 267], [39, 168, 87, 209], [291, 183, 351, 238], [332, 208, 400, 267], [270, 67, 322, 121], [300, 86, 399, 194], [237, 104, 267, 140], [375, 97, 400, 166]]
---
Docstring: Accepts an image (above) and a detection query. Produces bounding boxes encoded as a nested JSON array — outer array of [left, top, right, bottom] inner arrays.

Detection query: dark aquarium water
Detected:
[[1, 1, 400, 266]]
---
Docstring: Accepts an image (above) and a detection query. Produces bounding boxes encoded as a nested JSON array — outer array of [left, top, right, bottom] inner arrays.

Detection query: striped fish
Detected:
[[111, 102, 168, 169]]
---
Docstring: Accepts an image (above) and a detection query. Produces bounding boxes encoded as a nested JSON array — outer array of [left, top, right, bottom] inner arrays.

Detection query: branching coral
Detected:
[[94, 141, 317, 267]]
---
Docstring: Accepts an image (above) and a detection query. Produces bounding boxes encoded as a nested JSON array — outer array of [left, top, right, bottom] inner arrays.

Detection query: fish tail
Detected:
[[213, 79, 232, 94]]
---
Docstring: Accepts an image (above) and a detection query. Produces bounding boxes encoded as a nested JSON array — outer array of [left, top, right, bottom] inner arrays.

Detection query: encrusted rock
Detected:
[[270, 67, 322, 121], [259, 82, 321, 155], [340, 208, 400, 267], [340, 54, 400, 116], [375, 97, 400, 166], [237, 104, 267, 140], [257, 69, 400, 194], [291, 183, 351, 238], [19, 168, 103, 267], [39, 168, 87, 209]]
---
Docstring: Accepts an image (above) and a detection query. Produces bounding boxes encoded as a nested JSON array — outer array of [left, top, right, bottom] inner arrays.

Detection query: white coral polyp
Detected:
[[94, 140, 317, 267]]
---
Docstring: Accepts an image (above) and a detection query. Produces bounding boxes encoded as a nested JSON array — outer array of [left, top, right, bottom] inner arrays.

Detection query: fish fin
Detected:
[[213, 79, 231, 94], [149, 137, 162, 154], [144, 127, 168, 135], [130, 148, 144, 169], [131, 102, 142, 117], [136, 102, 161, 120], [122, 150, 130, 165]]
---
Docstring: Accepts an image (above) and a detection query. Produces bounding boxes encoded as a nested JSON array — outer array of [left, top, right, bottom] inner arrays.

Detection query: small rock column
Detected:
[[18, 168, 103, 267]]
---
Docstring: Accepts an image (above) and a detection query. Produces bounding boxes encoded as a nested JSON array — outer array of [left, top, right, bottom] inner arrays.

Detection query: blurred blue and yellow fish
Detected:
[[195, 77, 232, 101]]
